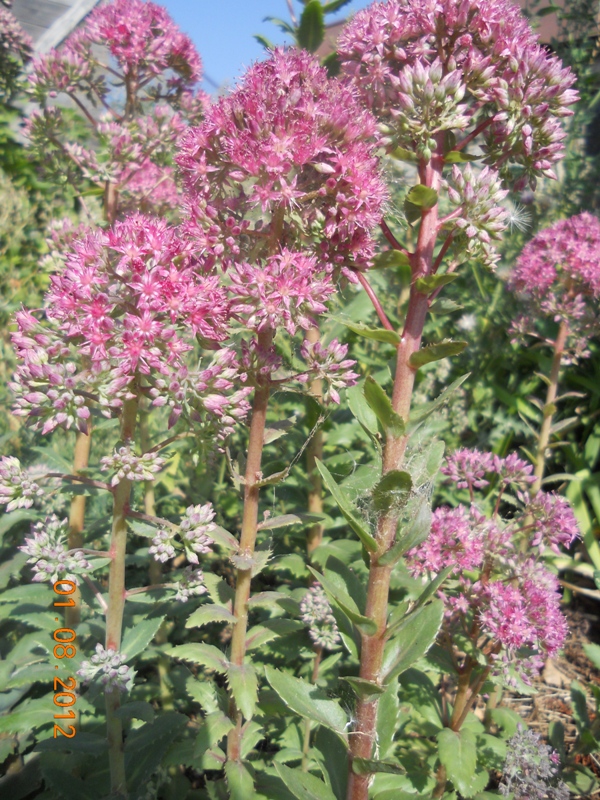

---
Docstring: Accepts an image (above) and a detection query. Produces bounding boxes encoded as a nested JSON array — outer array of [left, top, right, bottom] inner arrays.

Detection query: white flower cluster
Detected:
[[77, 643, 135, 692], [300, 585, 340, 650], [20, 515, 91, 584], [149, 503, 215, 564], [173, 566, 207, 602], [100, 445, 165, 487], [0, 455, 44, 512]]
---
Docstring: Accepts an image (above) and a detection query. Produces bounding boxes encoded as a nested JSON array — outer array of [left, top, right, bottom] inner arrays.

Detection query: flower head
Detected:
[[100, 445, 165, 486], [20, 515, 91, 584], [77, 644, 135, 692], [173, 566, 207, 602], [300, 338, 359, 404], [179, 47, 387, 277], [0, 456, 44, 512], [300, 585, 340, 650], [500, 727, 569, 800], [338, 0, 577, 186]]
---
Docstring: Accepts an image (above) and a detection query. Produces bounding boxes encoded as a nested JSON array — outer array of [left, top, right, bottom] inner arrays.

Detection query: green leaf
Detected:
[[297, 0, 325, 51], [125, 712, 188, 790], [315, 458, 377, 552], [571, 681, 590, 730], [347, 383, 379, 436], [429, 297, 463, 315], [377, 679, 400, 760], [382, 600, 444, 683], [443, 151, 480, 163], [315, 727, 348, 800], [225, 760, 255, 800], [210, 525, 240, 551], [203, 573, 235, 607], [437, 728, 477, 797], [274, 763, 337, 800], [343, 677, 385, 698], [115, 701, 155, 724], [409, 374, 470, 427], [410, 566, 453, 614], [594, 570, 600, 590], [584, 642, 600, 670], [391, 146, 417, 163], [409, 340, 467, 369], [254, 34, 276, 50], [257, 513, 324, 531], [121, 616, 165, 661], [379, 497, 432, 566], [265, 666, 348, 738], [414, 273, 459, 294], [322, 0, 353, 13], [308, 566, 377, 635], [186, 604, 237, 628], [263, 15, 296, 34], [169, 643, 228, 673], [352, 758, 405, 775], [227, 663, 258, 720], [406, 185, 438, 208], [333, 317, 400, 345], [364, 377, 405, 438], [372, 250, 411, 269], [372, 470, 412, 513]]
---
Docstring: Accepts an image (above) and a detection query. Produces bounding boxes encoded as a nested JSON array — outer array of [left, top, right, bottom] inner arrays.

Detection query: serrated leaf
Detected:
[[379, 497, 432, 566], [254, 34, 276, 49], [121, 616, 164, 661], [114, 701, 155, 723], [227, 663, 258, 720], [406, 185, 438, 208], [333, 317, 400, 345], [265, 666, 348, 738], [382, 600, 443, 683], [225, 760, 255, 800], [372, 470, 412, 513], [409, 373, 470, 427], [275, 762, 337, 800], [297, 0, 325, 51], [322, 0, 353, 13], [352, 758, 405, 775], [203, 573, 235, 607], [169, 643, 228, 673], [364, 376, 405, 438], [429, 297, 463, 314], [195, 709, 234, 750], [347, 383, 379, 436], [437, 728, 477, 796], [248, 591, 299, 614], [257, 513, 324, 531], [414, 273, 459, 294], [308, 565, 377, 636], [210, 525, 239, 551], [186, 604, 237, 628], [246, 619, 305, 650], [409, 340, 467, 368], [315, 459, 377, 552], [343, 677, 385, 698]]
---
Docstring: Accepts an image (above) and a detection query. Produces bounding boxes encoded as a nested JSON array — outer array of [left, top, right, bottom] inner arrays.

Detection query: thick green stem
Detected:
[[226, 333, 273, 763], [305, 326, 325, 555], [347, 152, 444, 800], [532, 320, 569, 495], [66, 426, 92, 628], [105, 397, 138, 799]]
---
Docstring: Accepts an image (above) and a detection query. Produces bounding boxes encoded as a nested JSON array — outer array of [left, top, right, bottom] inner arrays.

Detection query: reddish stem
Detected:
[[452, 116, 494, 153], [355, 271, 396, 332]]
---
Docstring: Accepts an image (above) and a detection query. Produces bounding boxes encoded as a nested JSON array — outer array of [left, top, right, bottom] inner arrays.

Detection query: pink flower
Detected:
[[407, 505, 486, 574], [525, 491, 580, 553], [338, 0, 577, 187], [442, 448, 494, 491], [509, 213, 600, 351], [300, 338, 359, 404], [179, 48, 387, 275]]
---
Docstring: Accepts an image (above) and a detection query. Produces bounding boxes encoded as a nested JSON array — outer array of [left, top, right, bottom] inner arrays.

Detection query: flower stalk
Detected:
[[105, 396, 138, 798], [226, 333, 273, 763], [347, 151, 444, 800]]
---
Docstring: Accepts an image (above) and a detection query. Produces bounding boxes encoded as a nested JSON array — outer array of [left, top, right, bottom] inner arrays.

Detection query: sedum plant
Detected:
[[0, 1, 594, 799]]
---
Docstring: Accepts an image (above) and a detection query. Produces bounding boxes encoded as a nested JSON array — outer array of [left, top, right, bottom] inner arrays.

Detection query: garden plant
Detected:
[[0, 1, 599, 800]]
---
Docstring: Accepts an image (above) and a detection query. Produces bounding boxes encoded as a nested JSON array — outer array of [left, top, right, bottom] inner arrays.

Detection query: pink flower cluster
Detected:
[[300, 338, 359, 404], [407, 447, 579, 677], [179, 47, 387, 277], [27, 0, 206, 216], [10, 215, 232, 434], [509, 212, 600, 352], [338, 0, 577, 187], [0, 5, 31, 100]]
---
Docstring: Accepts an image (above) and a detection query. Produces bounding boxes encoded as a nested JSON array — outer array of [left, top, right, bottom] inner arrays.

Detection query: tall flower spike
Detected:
[[179, 47, 387, 278]]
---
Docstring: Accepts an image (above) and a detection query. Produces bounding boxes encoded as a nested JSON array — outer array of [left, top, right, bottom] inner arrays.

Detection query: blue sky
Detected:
[[160, 0, 372, 93]]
